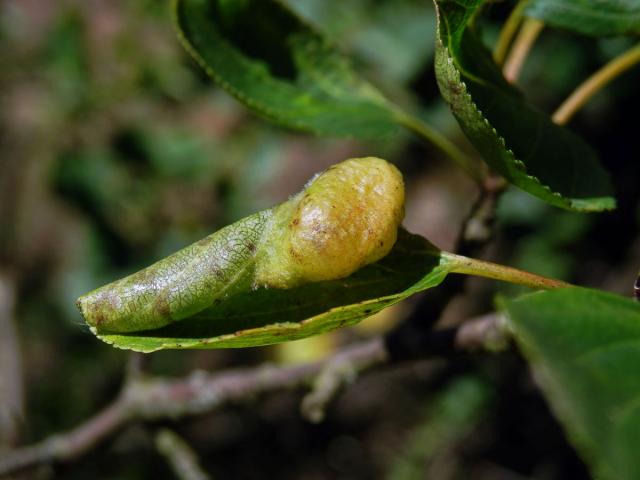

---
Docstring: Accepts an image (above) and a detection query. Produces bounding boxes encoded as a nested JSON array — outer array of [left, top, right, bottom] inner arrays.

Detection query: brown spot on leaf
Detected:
[[93, 311, 106, 327], [196, 237, 213, 247], [450, 83, 462, 95], [212, 268, 224, 279], [154, 294, 171, 318]]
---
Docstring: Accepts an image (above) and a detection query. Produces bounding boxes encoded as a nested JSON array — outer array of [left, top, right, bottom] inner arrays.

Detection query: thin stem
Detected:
[[301, 338, 386, 423], [502, 18, 544, 83], [444, 251, 571, 290], [552, 43, 640, 125], [0, 397, 130, 474], [0, 273, 24, 447], [0, 311, 510, 476], [156, 429, 211, 480], [493, 0, 529, 66], [396, 112, 485, 183], [456, 174, 508, 257]]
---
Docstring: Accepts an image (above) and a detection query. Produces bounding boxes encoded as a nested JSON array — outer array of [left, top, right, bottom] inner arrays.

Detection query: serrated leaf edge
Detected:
[[172, 0, 397, 139], [433, 1, 615, 213]]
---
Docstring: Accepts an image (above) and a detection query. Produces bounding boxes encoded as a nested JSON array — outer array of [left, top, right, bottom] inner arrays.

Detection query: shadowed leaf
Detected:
[[526, 0, 640, 37], [503, 288, 640, 480], [434, 0, 615, 212], [173, 0, 404, 139]]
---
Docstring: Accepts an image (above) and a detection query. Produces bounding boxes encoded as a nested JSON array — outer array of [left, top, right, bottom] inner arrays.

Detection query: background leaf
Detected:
[[173, 0, 404, 139], [434, 0, 616, 212], [96, 230, 453, 352], [503, 288, 640, 480], [525, 0, 640, 37]]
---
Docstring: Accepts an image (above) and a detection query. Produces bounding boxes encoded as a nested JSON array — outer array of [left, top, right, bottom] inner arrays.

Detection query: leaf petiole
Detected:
[[493, 0, 529, 66], [443, 251, 571, 290], [552, 43, 640, 125], [502, 18, 544, 83], [395, 111, 485, 183]]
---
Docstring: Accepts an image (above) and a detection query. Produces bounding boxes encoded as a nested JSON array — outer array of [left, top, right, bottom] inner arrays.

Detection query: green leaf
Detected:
[[503, 288, 640, 480], [77, 155, 566, 353], [173, 0, 482, 180], [525, 0, 640, 37], [434, 0, 616, 212], [173, 0, 403, 139], [95, 230, 452, 352], [77, 157, 454, 352]]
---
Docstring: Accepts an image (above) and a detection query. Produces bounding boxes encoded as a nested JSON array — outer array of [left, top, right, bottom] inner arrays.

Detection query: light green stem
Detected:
[[443, 251, 571, 290], [502, 18, 544, 83], [493, 0, 529, 66], [396, 112, 484, 183], [552, 43, 640, 125]]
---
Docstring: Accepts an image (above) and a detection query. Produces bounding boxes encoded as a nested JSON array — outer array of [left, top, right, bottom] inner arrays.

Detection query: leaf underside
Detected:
[[173, 0, 403, 139], [97, 230, 453, 352], [525, 0, 640, 37], [434, 0, 615, 212], [503, 288, 640, 480]]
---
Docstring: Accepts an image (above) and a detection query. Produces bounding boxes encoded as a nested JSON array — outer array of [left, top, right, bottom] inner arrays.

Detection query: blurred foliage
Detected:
[[1, 0, 638, 478], [284, 0, 436, 89], [505, 288, 640, 480], [388, 375, 493, 480]]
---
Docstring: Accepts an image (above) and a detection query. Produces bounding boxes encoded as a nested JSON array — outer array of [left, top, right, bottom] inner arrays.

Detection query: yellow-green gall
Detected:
[[255, 157, 405, 289], [76, 156, 404, 334]]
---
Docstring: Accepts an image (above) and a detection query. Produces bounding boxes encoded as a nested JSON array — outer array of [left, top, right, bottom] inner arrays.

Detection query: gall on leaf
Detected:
[[77, 157, 405, 334]]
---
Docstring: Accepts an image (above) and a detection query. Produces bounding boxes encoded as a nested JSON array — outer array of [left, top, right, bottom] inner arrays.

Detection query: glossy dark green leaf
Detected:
[[434, 0, 615, 211], [173, 0, 404, 139], [525, 0, 640, 37], [96, 229, 453, 352], [503, 288, 640, 480]]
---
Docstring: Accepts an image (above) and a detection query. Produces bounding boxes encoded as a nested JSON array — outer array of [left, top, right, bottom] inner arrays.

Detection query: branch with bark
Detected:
[[155, 429, 211, 480], [0, 151, 511, 478], [0, 273, 24, 448], [0, 313, 507, 478]]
